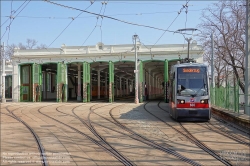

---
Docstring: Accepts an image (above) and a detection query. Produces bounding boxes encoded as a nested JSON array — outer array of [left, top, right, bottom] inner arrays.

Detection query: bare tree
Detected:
[[3, 39, 47, 60], [26, 38, 38, 49], [198, 0, 245, 92], [36, 44, 47, 49]]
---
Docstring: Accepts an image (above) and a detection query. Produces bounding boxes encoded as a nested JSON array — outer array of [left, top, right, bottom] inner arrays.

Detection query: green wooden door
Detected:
[[83, 62, 90, 102], [32, 63, 42, 102], [139, 61, 144, 103], [57, 62, 67, 102], [20, 65, 31, 102], [109, 61, 114, 102]]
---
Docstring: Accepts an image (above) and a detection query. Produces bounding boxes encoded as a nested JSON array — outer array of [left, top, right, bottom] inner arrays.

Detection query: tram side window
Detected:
[[171, 72, 175, 102]]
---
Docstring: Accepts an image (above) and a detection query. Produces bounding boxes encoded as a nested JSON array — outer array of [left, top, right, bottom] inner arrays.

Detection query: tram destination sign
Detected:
[[182, 68, 200, 73]]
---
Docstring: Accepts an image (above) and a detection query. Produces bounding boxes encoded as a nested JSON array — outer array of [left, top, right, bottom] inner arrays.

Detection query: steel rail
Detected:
[[109, 103, 202, 166], [154, 101, 233, 166], [6, 105, 49, 166]]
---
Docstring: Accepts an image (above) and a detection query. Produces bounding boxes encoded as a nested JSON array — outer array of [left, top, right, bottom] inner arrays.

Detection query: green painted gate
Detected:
[[139, 60, 144, 103], [20, 65, 32, 102], [109, 61, 114, 102], [32, 63, 42, 102], [57, 62, 67, 102], [83, 62, 90, 102]]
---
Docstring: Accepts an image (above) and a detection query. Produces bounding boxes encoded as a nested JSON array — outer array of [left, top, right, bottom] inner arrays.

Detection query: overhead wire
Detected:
[[0, 0, 28, 28], [81, 1, 104, 46], [47, 1, 95, 48], [108, 2, 193, 6], [1, 18, 10, 28], [136, 36, 155, 60], [183, 0, 189, 48], [7, 0, 14, 46], [0, 9, 203, 20], [1, 0, 31, 41], [151, 0, 190, 49], [44, 0, 184, 34], [100, 1, 108, 44]]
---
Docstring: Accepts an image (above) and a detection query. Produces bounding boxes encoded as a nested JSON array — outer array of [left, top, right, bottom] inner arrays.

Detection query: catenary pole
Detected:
[[245, 0, 250, 115], [1, 42, 6, 103], [133, 35, 139, 104], [211, 33, 215, 105]]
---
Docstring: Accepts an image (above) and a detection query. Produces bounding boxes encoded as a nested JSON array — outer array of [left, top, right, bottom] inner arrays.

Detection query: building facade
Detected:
[[8, 42, 204, 103]]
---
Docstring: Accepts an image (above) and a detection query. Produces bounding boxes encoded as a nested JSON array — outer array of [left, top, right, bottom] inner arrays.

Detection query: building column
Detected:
[[156, 78, 158, 95], [122, 78, 125, 96], [12, 64, 19, 102], [116, 77, 119, 97], [158, 78, 160, 94], [157, 78, 159, 95], [120, 77, 122, 97], [126, 78, 129, 96], [122, 78, 124, 97], [105, 72, 107, 98], [97, 70, 100, 99], [152, 73, 155, 96], [148, 70, 151, 99], [132, 80, 134, 95], [77, 64, 82, 101], [1, 58, 6, 102], [90, 68, 92, 100]]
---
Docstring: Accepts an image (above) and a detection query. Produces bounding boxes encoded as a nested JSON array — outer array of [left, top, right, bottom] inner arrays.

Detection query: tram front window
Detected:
[[177, 67, 208, 96]]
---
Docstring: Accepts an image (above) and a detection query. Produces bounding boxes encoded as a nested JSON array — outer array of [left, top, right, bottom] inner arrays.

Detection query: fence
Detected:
[[210, 81, 244, 113]]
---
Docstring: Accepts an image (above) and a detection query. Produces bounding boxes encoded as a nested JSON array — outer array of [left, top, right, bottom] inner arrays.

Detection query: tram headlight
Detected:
[[177, 99, 185, 104], [200, 99, 208, 104]]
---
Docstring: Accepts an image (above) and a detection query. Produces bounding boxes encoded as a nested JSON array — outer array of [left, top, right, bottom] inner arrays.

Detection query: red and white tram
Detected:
[[168, 61, 211, 121]]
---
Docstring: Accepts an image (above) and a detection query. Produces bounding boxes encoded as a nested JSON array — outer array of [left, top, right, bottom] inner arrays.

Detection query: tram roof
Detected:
[[170, 62, 208, 73], [174, 62, 207, 67]]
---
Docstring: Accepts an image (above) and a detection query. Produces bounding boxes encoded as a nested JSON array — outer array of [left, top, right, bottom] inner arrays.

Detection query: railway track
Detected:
[[151, 101, 233, 166], [5, 105, 48, 166], [211, 114, 250, 136], [75, 103, 135, 166], [39, 103, 135, 166], [158, 101, 250, 147], [108, 105, 202, 166], [200, 122, 250, 147], [57, 102, 201, 165]]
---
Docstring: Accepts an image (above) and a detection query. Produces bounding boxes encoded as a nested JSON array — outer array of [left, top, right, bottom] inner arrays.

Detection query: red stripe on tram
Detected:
[[177, 103, 209, 108]]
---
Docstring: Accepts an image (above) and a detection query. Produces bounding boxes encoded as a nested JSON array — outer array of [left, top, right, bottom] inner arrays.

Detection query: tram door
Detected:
[[20, 65, 32, 102]]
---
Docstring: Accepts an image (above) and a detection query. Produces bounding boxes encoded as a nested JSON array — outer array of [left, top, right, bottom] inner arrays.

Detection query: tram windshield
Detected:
[[177, 66, 208, 97]]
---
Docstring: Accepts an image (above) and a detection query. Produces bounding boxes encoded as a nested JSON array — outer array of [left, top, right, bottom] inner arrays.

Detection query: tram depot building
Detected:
[[1, 42, 204, 103]]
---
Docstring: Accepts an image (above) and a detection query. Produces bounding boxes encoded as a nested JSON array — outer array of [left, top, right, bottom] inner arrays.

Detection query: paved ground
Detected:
[[0, 101, 249, 166]]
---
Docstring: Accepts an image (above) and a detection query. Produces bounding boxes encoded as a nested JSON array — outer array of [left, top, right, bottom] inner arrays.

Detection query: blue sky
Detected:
[[1, 0, 217, 48]]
